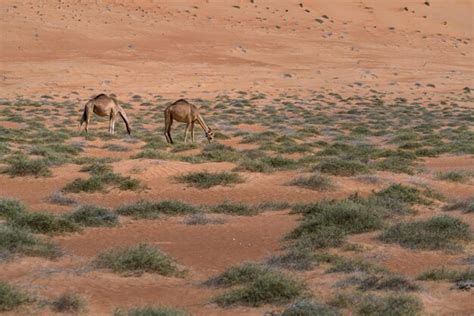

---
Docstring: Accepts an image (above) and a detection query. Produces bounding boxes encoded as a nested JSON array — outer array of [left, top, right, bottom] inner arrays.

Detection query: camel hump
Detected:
[[171, 99, 190, 105]]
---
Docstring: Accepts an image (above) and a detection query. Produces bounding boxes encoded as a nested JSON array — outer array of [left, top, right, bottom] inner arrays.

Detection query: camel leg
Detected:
[[85, 108, 93, 133], [184, 123, 190, 143], [191, 122, 195, 143], [111, 118, 116, 135], [166, 118, 174, 144]]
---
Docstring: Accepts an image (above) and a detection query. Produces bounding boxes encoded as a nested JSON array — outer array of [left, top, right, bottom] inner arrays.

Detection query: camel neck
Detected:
[[196, 114, 209, 132]]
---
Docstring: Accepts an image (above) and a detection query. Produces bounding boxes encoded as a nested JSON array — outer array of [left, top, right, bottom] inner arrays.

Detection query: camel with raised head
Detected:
[[80, 94, 131, 135], [164, 99, 214, 144]]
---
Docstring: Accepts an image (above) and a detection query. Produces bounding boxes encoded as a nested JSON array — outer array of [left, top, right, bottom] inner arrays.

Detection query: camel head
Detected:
[[206, 128, 215, 143]]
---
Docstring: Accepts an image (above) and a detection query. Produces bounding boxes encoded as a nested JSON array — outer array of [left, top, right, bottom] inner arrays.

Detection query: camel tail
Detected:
[[119, 108, 131, 135]]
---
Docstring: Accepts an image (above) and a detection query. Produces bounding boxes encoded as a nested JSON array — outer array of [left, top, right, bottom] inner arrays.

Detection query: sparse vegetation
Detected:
[[315, 159, 370, 176], [3, 156, 52, 177], [114, 306, 192, 316], [51, 292, 87, 313], [0, 225, 62, 259], [95, 243, 181, 276], [417, 267, 474, 282], [8, 211, 81, 235], [212, 270, 305, 307], [282, 300, 341, 316], [379, 215, 472, 250], [0, 281, 31, 312], [357, 294, 422, 316], [288, 173, 334, 191], [210, 202, 258, 216], [175, 171, 243, 188], [0, 198, 26, 219], [67, 205, 118, 227], [443, 197, 474, 213], [116, 200, 200, 219]]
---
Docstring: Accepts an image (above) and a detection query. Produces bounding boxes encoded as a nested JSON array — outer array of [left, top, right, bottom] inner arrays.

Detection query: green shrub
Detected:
[[116, 200, 200, 219], [357, 294, 422, 316], [294, 226, 346, 250], [175, 171, 243, 188], [326, 257, 386, 274], [51, 292, 86, 313], [67, 205, 118, 227], [210, 202, 258, 216], [95, 243, 181, 276], [0, 225, 62, 259], [374, 184, 429, 205], [436, 170, 471, 183], [204, 263, 268, 287], [3, 157, 52, 177], [266, 249, 318, 271], [212, 272, 304, 307], [63, 171, 144, 193], [375, 157, 415, 175], [417, 267, 474, 282], [114, 306, 192, 316], [289, 200, 383, 239], [379, 215, 472, 250], [63, 176, 105, 193], [198, 143, 240, 162], [282, 300, 341, 316], [355, 274, 420, 291], [8, 212, 81, 235], [0, 198, 26, 219], [48, 192, 77, 206], [288, 174, 334, 191], [0, 281, 31, 312], [443, 198, 474, 213], [316, 159, 370, 176]]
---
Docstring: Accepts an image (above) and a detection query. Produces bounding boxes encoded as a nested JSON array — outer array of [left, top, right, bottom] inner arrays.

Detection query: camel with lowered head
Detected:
[[80, 94, 131, 135], [164, 99, 214, 144]]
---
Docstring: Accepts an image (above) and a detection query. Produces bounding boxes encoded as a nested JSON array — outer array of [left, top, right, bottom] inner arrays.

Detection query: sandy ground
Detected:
[[1, 1, 473, 315]]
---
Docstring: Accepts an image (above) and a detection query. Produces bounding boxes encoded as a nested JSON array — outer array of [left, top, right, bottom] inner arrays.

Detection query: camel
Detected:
[[164, 99, 214, 144], [80, 94, 131, 135]]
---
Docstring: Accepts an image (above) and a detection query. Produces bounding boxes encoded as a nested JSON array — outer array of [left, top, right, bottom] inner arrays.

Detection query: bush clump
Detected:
[[116, 200, 200, 219], [67, 205, 118, 227], [210, 202, 259, 216], [315, 159, 370, 176], [114, 306, 192, 316], [0, 225, 62, 259], [282, 300, 341, 316], [175, 171, 243, 189], [51, 292, 87, 313], [288, 174, 334, 191], [357, 294, 422, 316], [379, 215, 472, 250], [94, 243, 181, 276], [0, 281, 31, 312], [212, 272, 304, 307]]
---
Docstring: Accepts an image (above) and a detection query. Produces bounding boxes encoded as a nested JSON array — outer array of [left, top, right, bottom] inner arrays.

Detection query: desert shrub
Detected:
[[289, 200, 383, 239], [266, 249, 318, 271], [0, 198, 26, 219], [357, 294, 422, 316], [212, 272, 304, 307], [204, 263, 268, 287], [282, 300, 341, 316], [104, 144, 129, 152], [443, 198, 474, 213], [326, 257, 386, 274], [67, 205, 118, 227], [3, 156, 52, 177], [288, 174, 334, 191], [47, 192, 77, 206], [374, 184, 429, 205], [0, 281, 31, 312], [114, 306, 192, 316], [0, 225, 62, 259], [116, 200, 200, 219], [315, 159, 370, 176], [182, 213, 224, 225], [175, 171, 243, 188], [354, 274, 420, 291], [210, 202, 259, 216], [95, 244, 181, 276], [198, 143, 240, 162], [293, 226, 346, 250], [417, 267, 474, 282], [379, 215, 472, 250], [375, 156, 415, 175], [51, 292, 86, 313], [63, 171, 143, 193], [436, 170, 471, 183], [8, 212, 81, 235]]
